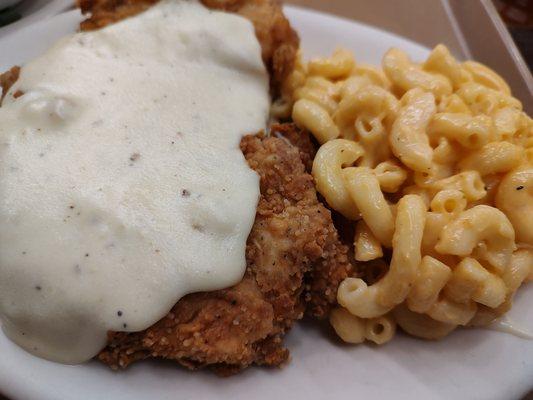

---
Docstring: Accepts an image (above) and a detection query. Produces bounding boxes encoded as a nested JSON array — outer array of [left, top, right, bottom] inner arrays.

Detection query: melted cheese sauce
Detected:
[[485, 318, 533, 340], [0, 0, 268, 363]]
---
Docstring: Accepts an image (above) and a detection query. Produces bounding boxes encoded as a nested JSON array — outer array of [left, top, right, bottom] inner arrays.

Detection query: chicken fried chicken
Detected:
[[77, 0, 299, 93], [0, 0, 352, 374]]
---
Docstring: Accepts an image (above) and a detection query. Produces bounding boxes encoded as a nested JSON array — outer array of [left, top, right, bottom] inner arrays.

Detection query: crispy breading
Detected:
[[98, 129, 351, 373], [268, 124, 354, 318], [77, 0, 299, 93], [0, 66, 20, 102], [269, 123, 316, 173]]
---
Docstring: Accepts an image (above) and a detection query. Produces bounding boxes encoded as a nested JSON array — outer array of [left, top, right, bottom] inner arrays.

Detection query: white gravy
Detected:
[[0, 0, 268, 363]]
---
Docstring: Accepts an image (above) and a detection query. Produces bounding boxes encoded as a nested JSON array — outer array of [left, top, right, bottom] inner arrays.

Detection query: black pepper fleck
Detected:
[[35, 285, 41, 291], [181, 189, 190, 197], [22, 251, 26, 255], [85, 253, 90, 257], [516, 186, 524, 191], [123, 323, 128, 328], [192, 224, 204, 232], [129, 152, 141, 162], [117, 311, 123, 317]]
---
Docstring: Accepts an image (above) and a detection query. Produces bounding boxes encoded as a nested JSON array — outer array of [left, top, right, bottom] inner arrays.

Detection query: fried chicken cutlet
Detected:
[[0, 1, 352, 374]]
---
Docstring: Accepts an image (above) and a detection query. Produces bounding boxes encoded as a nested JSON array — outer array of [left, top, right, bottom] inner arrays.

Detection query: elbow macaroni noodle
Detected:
[[330, 307, 396, 345], [354, 220, 383, 261], [342, 167, 395, 247], [280, 45, 533, 344]]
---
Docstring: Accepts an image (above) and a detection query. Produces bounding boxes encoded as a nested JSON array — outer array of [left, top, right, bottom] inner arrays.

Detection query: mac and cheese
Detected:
[[283, 45, 532, 344]]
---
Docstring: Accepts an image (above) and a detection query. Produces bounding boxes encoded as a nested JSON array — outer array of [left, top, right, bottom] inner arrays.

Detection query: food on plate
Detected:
[[0, 0, 531, 376], [283, 44, 532, 344]]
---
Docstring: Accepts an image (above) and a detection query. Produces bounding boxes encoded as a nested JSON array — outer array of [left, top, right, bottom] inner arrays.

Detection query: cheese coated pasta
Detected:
[[284, 45, 532, 345]]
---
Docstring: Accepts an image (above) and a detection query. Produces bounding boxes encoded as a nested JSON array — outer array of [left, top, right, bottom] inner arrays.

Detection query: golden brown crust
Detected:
[[77, 0, 299, 93], [100, 277, 283, 372], [0, 66, 20, 103], [267, 124, 353, 318], [269, 122, 316, 172], [77, 0, 159, 29]]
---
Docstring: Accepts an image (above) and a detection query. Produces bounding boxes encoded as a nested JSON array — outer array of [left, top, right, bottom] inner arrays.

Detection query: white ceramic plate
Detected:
[[0, 5, 532, 400], [0, 0, 73, 38]]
